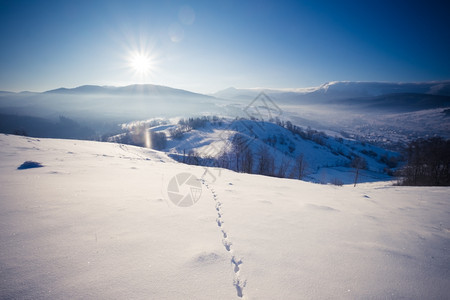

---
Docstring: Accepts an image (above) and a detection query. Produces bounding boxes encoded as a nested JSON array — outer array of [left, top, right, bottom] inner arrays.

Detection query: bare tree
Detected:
[[292, 153, 307, 180], [351, 156, 368, 187], [257, 145, 275, 176], [241, 148, 254, 174], [169, 126, 185, 139], [277, 156, 291, 178], [216, 152, 230, 169], [401, 137, 450, 186], [232, 134, 248, 172], [186, 150, 200, 165]]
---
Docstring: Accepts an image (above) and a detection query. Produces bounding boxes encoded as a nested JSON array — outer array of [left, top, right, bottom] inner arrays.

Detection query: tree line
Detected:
[[398, 137, 450, 186], [178, 133, 309, 180]]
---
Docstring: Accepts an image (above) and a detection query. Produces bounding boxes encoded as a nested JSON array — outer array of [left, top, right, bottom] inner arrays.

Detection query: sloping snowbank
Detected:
[[0, 134, 448, 299]]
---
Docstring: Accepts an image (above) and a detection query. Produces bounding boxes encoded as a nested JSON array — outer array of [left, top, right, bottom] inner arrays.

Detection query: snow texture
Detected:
[[0, 134, 449, 299]]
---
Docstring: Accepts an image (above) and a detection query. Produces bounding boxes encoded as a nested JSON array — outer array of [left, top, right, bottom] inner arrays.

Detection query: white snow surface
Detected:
[[1, 134, 449, 299]]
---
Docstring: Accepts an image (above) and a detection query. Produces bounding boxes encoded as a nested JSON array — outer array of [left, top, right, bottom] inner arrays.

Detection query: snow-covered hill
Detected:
[[114, 118, 399, 185], [1, 134, 449, 299], [212, 82, 450, 143], [214, 81, 450, 103]]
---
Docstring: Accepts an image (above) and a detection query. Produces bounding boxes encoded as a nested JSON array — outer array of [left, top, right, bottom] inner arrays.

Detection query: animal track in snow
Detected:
[[231, 256, 243, 273], [201, 177, 247, 298], [223, 239, 232, 251], [233, 277, 247, 298]]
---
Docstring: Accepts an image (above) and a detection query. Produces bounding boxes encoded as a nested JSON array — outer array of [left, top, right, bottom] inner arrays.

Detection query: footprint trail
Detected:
[[202, 179, 247, 299]]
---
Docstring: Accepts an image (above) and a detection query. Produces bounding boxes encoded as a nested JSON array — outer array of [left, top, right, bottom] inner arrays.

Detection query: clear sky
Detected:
[[1, 0, 449, 93]]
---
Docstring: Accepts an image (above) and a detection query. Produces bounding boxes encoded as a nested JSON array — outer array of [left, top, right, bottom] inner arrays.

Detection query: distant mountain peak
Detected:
[[43, 83, 209, 97]]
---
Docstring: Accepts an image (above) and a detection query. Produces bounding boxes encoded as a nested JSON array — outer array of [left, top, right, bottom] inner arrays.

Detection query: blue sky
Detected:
[[1, 0, 449, 93]]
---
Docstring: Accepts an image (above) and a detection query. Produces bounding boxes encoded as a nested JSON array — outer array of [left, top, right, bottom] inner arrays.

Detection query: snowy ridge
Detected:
[[153, 118, 398, 184], [214, 80, 450, 100]]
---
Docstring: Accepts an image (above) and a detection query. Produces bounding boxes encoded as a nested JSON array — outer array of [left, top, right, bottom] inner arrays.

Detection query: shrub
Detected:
[[331, 178, 344, 186]]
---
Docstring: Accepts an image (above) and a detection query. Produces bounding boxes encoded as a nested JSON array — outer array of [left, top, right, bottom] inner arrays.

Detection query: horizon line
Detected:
[[2, 79, 450, 94]]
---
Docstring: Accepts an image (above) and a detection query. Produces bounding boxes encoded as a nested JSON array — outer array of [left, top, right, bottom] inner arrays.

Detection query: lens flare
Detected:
[[144, 128, 151, 149]]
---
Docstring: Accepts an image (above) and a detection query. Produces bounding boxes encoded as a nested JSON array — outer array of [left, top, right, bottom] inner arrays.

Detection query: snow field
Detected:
[[0, 134, 449, 299]]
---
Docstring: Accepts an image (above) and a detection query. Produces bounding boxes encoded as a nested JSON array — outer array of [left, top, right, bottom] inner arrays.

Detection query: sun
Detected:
[[120, 34, 160, 81], [129, 52, 152, 75]]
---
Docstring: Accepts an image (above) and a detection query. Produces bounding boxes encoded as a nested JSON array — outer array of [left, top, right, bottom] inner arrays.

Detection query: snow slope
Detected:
[[154, 119, 397, 184], [1, 134, 449, 299]]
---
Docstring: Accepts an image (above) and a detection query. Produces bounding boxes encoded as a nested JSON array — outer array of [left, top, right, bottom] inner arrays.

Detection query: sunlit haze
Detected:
[[1, 0, 449, 93]]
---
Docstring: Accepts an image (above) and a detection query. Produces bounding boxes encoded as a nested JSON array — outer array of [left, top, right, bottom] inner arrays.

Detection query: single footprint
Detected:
[[231, 256, 243, 273], [223, 239, 232, 251]]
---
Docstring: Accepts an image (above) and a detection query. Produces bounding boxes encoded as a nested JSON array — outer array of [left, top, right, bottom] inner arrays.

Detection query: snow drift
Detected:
[[0, 134, 449, 299]]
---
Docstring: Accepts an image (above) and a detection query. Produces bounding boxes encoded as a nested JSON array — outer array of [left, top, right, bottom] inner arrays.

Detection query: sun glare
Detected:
[[129, 52, 153, 75], [120, 33, 161, 82]]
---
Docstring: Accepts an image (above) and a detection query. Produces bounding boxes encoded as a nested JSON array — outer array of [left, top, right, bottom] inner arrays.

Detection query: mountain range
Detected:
[[1, 81, 450, 142], [213, 81, 450, 110], [213, 80, 450, 98]]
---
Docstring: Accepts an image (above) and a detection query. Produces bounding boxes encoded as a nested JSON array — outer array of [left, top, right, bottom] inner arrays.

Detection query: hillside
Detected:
[[110, 118, 399, 185], [1, 134, 448, 299]]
